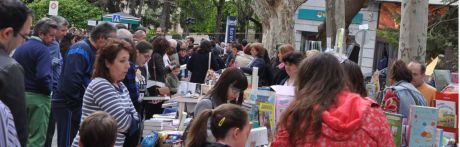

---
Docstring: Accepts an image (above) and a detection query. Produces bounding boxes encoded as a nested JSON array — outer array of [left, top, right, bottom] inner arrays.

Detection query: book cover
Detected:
[[275, 96, 293, 124], [408, 105, 439, 146], [436, 100, 457, 128], [366, 83, 377, 99], [259, 103, 275, 141], [384, 112, 403, 147]]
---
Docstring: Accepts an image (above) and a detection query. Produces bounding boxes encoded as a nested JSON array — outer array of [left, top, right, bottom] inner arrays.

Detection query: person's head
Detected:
[[134, 41, 153, 66], [280, 53, 346, 145], [243, 44, 252, 55], [226, 42, 234, 53], [33, 18, 58, 45], [78, 111, 117, 147], [341, 60, 367, 97], [208, 67, 248, 106], [186, 36, 194, 46], [133, 30, 146, 41], [199, 40, 212, 52], [186, 104, 250, 147], [389, 60, 412, 85], [241, 39, 248, 47], [168, 64, 180, 76], [407, 61, 426, 87], [305, 50, 320, 59], [278, 44, 295, 62], [151, 37, 169, 55], [250, 43, 265, 58], [282, 52, 305, 79], [92, 39, 133, 83], [60, 32, 75, 54], [116, 29, 133, 41], [49, 16, 69, 41], [90, 23, 117, 50], [0, 0, 33, 53], [156, 27, 164, 36], [115, 23, 127, 30]]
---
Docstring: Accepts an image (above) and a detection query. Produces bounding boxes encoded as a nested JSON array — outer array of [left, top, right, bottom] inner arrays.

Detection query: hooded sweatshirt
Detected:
[[271, 90, 395, 147]]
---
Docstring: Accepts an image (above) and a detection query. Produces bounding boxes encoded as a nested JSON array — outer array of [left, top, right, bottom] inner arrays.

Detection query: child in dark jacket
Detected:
[[165, 64, 180, 95]]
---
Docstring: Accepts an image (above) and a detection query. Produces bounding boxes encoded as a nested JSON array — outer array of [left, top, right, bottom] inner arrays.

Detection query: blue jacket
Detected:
[[49, 41, 63, 92], [12, 37, 52, 95], [392, 81, 427, 119], [241, 57, 268, 85], [53, 38, 96, 109]]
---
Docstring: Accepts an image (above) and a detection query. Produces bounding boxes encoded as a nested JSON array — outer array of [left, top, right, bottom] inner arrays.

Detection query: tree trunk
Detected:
[[319, 0, 367, 49], [129, 0, 138, 17], [138, 0, 145, 17], [160, 0, 172, 32], [398, 0, 428, 63], [252, 0, 307, 56], [214, 0, 226, 42]]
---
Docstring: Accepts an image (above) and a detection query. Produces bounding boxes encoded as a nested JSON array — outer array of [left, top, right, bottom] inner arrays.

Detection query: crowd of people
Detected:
[[0, 0, 443, 147]]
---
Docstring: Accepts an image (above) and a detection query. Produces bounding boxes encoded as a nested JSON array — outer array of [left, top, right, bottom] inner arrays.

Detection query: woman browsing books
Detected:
[[272, 53, 394, 146]]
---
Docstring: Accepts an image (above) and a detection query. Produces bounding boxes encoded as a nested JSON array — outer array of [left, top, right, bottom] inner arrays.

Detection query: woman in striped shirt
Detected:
[[72, 39, 140, 147]]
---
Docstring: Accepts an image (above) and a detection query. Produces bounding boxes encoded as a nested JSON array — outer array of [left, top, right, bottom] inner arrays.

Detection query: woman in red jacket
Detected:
[[272, 53, 394, 147]]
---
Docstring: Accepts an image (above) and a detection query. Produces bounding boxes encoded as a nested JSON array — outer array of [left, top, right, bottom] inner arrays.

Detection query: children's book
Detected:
[[408, 105, 439, 146], [436, 100, 457, 128], [259, 103, 275, 141], [435, 92, 458, 143], [384, 112, 403, 147], [271, 86, 295, 124], [366, 83, 377, 99]]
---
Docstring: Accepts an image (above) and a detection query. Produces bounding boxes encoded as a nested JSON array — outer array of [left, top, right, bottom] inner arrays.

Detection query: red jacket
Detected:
[[271, 90, 395, 147]]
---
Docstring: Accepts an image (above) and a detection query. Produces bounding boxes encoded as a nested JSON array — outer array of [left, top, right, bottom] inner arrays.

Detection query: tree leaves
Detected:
[[27, 0, 103, 28]]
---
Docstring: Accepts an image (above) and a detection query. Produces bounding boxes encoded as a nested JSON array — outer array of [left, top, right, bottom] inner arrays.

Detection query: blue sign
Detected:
[[112, 15, 121, 22], [298, 9, 363, 24], [225, 16, 237, 43]]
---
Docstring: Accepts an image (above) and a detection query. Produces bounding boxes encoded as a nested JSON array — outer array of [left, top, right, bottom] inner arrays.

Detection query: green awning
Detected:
[[102, 12, 140, 25]]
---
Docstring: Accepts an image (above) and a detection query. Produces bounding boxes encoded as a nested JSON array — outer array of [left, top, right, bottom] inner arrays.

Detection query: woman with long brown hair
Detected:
[[272, 53, 394, 146]]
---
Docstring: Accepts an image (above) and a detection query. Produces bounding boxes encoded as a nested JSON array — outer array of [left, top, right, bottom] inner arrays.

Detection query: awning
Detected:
[[102, 12, 140, 25]]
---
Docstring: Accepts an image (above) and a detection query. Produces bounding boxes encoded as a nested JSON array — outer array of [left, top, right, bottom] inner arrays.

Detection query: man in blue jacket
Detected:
[[0, 1, 33, 146], [45, 15, 69, 147], [13, 17, 58, 147], [53, 23, 116, 147]]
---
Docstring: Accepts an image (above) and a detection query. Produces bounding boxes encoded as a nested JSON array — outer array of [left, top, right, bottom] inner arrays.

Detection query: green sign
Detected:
[[298, 9, 363, 24]]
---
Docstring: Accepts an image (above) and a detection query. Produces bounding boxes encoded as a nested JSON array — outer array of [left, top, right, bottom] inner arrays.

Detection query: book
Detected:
[[433, 70, 452, 91], [245, 127, 269, 147], [384, 112, 403, 147], [436, 100, 457, 128], [408, 105, 439, 146], [434, 128, 443, 147], [271, 86, 295, 124], [259, 103, 275, 141], [366, 83, 377, 99]]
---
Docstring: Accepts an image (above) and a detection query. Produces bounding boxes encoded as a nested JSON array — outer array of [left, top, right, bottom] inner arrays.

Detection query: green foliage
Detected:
[[27, 0, 104, 28], [376, 28, 400, 47], [146, 28, 156, 41]]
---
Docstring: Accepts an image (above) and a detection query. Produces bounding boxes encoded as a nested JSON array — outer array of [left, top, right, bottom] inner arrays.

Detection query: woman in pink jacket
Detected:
[[272, 53, 394, 147]]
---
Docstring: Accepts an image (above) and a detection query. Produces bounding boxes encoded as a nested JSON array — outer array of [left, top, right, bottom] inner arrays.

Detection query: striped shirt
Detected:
[[0, 100, 20, 147], [71, 77, 139, 147]]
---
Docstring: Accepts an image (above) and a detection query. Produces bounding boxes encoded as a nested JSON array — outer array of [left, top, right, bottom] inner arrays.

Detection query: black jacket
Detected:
[[203, 142, 230, 147], [0, 46, 28, 147], [187, 50, 220, 84], [147, 53, 167, 83]]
